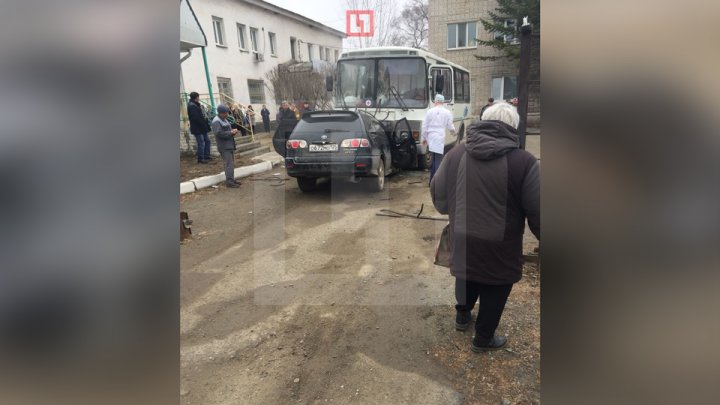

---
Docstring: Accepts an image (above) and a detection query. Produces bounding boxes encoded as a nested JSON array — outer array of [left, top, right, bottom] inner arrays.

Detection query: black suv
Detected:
[[273, 110, 415, 192]]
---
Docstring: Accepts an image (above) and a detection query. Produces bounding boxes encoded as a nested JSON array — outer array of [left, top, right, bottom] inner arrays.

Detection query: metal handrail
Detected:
[[180, 92, 257, 142]]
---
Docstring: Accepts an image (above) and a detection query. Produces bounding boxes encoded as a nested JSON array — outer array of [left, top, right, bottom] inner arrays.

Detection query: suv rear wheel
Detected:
[[370, 159, 385, 192], [297, 177, 317, 192]]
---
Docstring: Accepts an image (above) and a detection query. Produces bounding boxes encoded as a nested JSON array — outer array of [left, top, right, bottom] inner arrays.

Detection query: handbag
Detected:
[[434, 223, 452, 268]]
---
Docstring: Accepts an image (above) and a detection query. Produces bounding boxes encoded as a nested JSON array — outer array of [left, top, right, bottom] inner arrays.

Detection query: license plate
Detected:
[[309, 144, 338, 152]]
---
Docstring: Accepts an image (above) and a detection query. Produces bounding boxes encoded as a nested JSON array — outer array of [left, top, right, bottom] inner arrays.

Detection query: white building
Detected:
[[181, 0, 345, 118]]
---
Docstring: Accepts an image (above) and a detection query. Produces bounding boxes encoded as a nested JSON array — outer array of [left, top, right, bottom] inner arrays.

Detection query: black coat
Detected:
[[260, 108, 270, 122], [187, 101, 211, 135], [275, 108, 297, 134], [431, 121, 540, 285]]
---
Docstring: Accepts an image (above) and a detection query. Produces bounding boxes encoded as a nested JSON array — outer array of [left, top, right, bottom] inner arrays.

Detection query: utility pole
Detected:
[[516, 17, 532, 150]]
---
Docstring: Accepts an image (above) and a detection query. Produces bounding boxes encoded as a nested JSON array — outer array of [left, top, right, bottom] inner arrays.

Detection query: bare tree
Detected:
[[396, 0, 428, 49], [344, 0, 403, 49], [265, 64, 336, 110]]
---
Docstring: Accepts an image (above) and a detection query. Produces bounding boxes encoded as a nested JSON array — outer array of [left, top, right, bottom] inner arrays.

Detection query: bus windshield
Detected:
[[336, 58, 427, 109]]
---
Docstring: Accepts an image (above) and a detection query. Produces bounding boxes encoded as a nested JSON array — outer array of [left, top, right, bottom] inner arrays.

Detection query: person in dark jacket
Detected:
[[479, 97, 494, 120], [260, 104, 271, 133], [430, 102, 540, 352], [187, 92, 213, 164], [211, 105, 241, 188], [272, 100, 299, 156]]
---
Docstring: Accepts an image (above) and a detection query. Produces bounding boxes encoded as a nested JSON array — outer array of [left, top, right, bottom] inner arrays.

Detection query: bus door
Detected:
[[430, 66, 454, 116]]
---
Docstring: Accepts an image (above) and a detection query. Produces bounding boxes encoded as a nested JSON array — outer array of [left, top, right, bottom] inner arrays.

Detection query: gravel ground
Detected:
[[180, 136, 540, 404]]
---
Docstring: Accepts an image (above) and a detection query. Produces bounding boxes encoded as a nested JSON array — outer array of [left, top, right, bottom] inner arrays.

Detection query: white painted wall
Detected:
[[182, 0, 344, 119]]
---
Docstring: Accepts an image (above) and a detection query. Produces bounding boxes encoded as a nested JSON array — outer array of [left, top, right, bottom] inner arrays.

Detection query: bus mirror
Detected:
[[435, 76, 444, 94], [326, 76, 333, 92]]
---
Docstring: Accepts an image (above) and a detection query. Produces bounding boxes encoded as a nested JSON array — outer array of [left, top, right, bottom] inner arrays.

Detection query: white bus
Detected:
[[329, 46, 472, 169]]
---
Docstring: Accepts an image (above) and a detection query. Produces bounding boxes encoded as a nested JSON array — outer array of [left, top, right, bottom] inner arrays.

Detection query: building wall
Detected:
[[427, 0, 540, 118], [181, 0, 344, 119]]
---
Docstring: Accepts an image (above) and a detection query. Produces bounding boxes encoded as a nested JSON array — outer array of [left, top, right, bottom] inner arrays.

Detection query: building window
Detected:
[[290, 37, 297, 60], [307, 43, 314, 60], [250, 27, 259, 52], [491, 76, 518, 101], [334, 49, 339, 62], [247, 80, 266, 104], [236, 23, 247, 50], [494, 19, 518, 44], [217, 77, 233, 104], [319, 46, 325, 60], [447, 22, 477, 49], [325, 48, 330, 61], [268, 32, 277, 56], [212, 17, 226, 47]]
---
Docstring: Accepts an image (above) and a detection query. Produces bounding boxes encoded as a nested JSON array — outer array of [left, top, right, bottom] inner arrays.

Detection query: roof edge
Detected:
[[241, 0, 346, 39]]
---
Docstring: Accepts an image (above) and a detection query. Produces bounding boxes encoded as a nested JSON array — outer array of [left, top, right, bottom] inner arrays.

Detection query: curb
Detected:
[[180, 157, 280, 194]]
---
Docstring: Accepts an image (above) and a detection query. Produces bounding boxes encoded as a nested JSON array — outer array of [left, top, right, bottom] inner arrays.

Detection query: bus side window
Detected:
[[431, 69, 452, 102]]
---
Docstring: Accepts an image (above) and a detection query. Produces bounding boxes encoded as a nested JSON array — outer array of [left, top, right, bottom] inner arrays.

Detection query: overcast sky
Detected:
[[263, 0, 411, 50]]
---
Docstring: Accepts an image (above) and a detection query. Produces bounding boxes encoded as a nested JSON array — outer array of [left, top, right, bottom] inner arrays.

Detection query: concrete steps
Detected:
[[236, 141, 263, 154], [237, 145, 271, 158]]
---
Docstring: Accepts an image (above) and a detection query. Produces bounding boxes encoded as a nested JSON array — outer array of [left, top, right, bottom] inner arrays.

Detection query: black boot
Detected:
[[471, 335, 507, 352], [455, 310, 472, 331]]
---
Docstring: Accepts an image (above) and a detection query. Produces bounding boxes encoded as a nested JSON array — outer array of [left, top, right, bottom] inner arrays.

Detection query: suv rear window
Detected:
[[294, 112, 363, 132]]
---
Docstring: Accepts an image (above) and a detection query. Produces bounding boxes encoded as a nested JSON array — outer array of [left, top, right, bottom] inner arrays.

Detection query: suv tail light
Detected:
[[340, 138, 370, 148], [286, 140, 307, 149]]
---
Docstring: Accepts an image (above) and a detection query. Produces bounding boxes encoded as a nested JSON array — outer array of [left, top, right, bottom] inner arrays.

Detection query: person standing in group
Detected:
[[186, 92, 213, 164], [247, 105, 257, 134], [272, 100, 300, 157], [290, 103, 301, 121], [430, 102, 540, 352], [212, 105, 241, 188], [230, 103, 247, 136], [421, 94, 456, 184], [260, 104, 270, 133], [479, 97, 494, 119]]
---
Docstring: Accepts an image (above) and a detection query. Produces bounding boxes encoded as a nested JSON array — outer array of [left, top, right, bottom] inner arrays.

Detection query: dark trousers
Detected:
[[429, 152, 444, 184], [220, 150, 235, 182], [193, 133, 211, 161], [263, 119, 270, 133], [455, 278, 513, 342]]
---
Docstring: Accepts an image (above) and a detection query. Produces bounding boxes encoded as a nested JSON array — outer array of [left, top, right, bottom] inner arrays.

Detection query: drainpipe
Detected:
[[516, 17, 532, 150], [201, 46, 216, 114]]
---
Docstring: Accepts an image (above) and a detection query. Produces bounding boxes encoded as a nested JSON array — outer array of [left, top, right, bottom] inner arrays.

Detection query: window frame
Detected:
[[217, 77, 233, 104], [249, 27, 259, 53], [431, 67, 453, 102], [268, 32, 277, 56], [494, 19, 518, 44], [247, 79, 266, 104], [212, 16, 227, 47], [453, 70, 471, 103], [491, 76, 518, 101], [290, 37, 297, 60], [236, 23, 247, 51], [447, 21, 478, 50]]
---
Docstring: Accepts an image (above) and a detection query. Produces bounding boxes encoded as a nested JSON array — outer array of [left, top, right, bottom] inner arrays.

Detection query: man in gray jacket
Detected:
[[212, 105, 240, 188], [431, 102, 540, 352]]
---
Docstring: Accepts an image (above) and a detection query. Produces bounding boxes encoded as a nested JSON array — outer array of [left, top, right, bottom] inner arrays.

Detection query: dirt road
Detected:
[[180, 140, 540, 404]]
